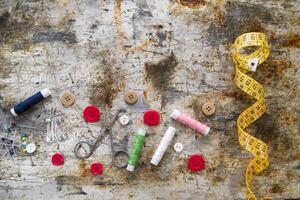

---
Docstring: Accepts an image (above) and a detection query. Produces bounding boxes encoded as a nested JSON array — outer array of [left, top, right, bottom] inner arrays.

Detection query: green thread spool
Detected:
[[127, 129, 146, 172]]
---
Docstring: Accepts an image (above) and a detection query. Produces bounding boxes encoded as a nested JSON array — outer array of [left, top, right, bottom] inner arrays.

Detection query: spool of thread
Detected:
[[127, 129, 146, 172], [10, 88, 51, 116], [151, 126, 176, 166], [170, 109, 210, 135]]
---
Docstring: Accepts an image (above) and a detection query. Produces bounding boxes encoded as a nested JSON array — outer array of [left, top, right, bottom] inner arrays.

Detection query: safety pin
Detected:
[[15, 125, 40, 130], [44, 113, 64, 123]]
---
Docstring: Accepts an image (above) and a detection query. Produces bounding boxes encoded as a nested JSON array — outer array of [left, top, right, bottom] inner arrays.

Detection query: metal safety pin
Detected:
[[45, 113, 66, 142]]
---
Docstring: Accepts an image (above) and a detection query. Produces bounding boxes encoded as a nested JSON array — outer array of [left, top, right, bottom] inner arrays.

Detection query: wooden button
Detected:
[[60, 91, 75, 107], [124, 91, 138, 105], [202, 102, 215, 116]]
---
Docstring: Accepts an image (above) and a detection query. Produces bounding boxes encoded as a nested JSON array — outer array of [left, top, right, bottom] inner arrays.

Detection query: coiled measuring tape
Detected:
[[232, 32, 271, 200]]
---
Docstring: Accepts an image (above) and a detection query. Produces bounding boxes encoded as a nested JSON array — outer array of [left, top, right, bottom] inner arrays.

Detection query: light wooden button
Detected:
[[124, 91, 138, 105], [202, 102, 216, 116], [60, 91, 75, 107]]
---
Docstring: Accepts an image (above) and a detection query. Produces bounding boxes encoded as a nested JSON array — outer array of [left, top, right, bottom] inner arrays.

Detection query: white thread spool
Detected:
[[151, 126, 176, 166]]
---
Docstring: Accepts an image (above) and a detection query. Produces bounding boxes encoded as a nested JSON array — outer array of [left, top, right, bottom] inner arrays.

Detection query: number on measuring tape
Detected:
[[232, 32, 271, 200]]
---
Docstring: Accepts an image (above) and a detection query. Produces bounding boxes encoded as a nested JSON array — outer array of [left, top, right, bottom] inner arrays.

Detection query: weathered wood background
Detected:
[[0, 0, 299, 199]]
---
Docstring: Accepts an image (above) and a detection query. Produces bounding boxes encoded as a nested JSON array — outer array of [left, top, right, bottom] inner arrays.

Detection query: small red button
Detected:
[[52, 153, 64, 166], [83, 105, 100, 123], [90, 162, 103, 176], [143, 110, 160, 126], [187, 154, 205, 172]]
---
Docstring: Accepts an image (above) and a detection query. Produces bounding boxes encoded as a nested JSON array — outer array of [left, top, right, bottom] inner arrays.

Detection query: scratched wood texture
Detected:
[[0, 0, 299, 200]]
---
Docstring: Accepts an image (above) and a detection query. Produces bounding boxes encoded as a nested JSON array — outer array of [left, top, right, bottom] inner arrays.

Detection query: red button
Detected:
[[51, 153, 64, 166], [187, 154, 205, 172], [83, 105, 100, 123], [90, 162, 103, 176], [143, 110, 160, 126]]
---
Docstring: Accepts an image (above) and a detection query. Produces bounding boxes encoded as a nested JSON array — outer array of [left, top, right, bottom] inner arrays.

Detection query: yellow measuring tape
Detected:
[[232, 32, 271, 200]]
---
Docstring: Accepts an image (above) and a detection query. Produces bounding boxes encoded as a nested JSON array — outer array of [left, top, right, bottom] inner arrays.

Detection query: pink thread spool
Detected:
[[170, 109, 210, 135]]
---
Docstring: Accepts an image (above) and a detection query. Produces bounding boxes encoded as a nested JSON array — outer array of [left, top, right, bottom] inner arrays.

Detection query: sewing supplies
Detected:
[[151, 126, 176, 166], [170, 109, 210, 135], [119, 114, 130, 125], [4, 126, 12, 133], [74, 108, 129, 168], [74, 108, 119, 159], [143, 109, 160, 126], [51, 152, 65, 166], [73, 122, 113, 160], [124, 90, 138, 105], [202, 102, 216, 116], [232, 32, 270, 200], [173, 142, 183, 153], [20, 133, 28, 142], [0, 136, 17, 157], [187, 154, 205, 172], [90, 162, 103, 176], [112, 150, 129, 168], [0, 125, 38, 155], [60, 91, 75, 107], [25, 143, 36, 154], [8, 148, 15, 156], [20, 143, 27, 152], [83, 105, 101, 123], [15, 124, 39, 130], [45, 115, 67, 142], [19, 134, 35, 154], [127, 129, 146, 172], [0, 122, 19, 157], [106, 108, 129, 168], [10, 88, 51, 116]]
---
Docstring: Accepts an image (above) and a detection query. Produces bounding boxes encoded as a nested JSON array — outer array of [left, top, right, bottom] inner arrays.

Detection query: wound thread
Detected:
[[151, 126, 176, 166], [127, 129, 146, 172], [11, 88, 51, 116], [170, 109, 210, 135]]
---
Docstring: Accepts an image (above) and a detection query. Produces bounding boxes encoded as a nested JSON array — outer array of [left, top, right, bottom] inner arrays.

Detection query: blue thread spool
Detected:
[[10, 88, 51, 116]]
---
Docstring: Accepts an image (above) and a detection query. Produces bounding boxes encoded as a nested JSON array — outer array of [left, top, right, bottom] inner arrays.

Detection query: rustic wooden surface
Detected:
[[0, 0, 299, 199]]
